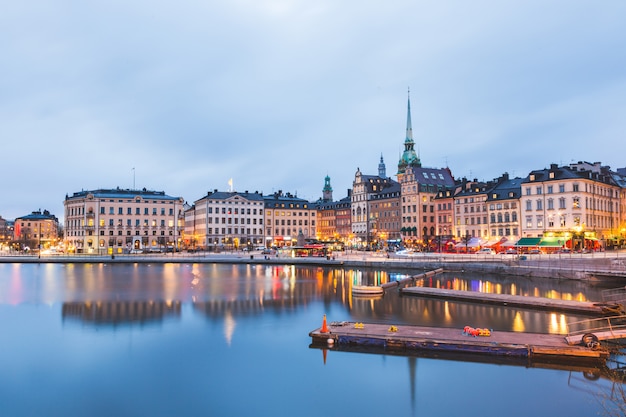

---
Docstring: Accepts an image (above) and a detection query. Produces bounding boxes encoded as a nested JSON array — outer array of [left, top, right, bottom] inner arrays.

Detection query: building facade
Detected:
[[351, 165, 399, 248], [520, 162, 623, 250], [264, 191, 316, 247], [185, 190, 265, 250], [64, 188, 184, 254], [14, 210, 59, 251], [486, 173, 522, 246]]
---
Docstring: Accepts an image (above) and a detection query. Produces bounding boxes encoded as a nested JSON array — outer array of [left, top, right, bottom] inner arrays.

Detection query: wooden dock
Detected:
[[309, 321, 609, 364], [400, 286, 616, 315]]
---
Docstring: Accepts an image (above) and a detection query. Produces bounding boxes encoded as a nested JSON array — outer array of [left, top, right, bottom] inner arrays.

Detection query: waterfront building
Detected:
[[520, 162, 624, 250], [368, 180, 402, 248], [399, 165, 455, 249], [14, 209, 59, 251], [395, 91, 455, 250], [314, 176, 352, 246], [485, 173, 522, 248], [264, 191, 316, 247], [0, 215, 9, 248], [454, 179, 494, 247], [351, 160, 400, 248], [434, 188, 456, 251], [64, 188, 184, 254], [315, 176, 337, 241], [185, 190, 264, 250]]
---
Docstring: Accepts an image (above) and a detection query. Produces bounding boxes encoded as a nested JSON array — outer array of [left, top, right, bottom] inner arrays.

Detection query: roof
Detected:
[[196, 190, 264, 203], [406, 166, 456, 188], [67, 188, 182, 202]]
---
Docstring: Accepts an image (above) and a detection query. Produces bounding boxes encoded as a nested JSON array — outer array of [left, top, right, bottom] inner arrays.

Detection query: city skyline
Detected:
[[2, 1, 625, 221]]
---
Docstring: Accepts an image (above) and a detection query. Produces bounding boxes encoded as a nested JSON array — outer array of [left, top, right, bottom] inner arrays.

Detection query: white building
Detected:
[[64, 188, 184, 254], [185, 190, 264, 250]]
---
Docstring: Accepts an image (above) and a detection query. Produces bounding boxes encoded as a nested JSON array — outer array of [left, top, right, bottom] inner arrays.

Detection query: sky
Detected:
[[2, 0, 626, 221]]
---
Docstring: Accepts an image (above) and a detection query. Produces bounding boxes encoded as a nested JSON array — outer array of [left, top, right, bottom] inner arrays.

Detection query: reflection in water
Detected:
[[0, 262, 624, 417], [62, 300, 181, 325], [0, 263, 611, 335]]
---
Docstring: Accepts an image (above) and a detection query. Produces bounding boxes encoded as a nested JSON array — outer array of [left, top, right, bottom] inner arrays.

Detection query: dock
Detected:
[[309, 321, 609, 364], [400, 286, 620, 316]]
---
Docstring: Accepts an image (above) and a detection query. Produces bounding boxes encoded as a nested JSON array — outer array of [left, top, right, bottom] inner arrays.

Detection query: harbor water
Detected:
[[0, 262, 623, 417]]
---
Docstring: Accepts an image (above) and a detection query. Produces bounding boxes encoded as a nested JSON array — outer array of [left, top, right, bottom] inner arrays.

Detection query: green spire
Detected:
[[398, 88, 421, 174]]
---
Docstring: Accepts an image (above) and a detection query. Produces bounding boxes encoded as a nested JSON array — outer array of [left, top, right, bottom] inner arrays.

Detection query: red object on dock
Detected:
[[321, 314, 329, 333]]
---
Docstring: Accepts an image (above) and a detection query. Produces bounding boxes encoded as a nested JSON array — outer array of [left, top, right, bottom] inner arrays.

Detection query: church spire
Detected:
[[378, 154, 386, 178], [397, 88, 421, 175], [406, 88, 413, 145]]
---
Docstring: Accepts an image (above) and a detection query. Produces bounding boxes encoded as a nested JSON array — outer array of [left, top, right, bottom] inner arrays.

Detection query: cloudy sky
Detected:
[[2, 1, 625, 221]]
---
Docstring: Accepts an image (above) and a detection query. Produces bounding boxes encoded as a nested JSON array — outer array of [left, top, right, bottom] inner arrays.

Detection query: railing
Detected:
[[566, 315, 626, 344], [602, 287, 626, 304]]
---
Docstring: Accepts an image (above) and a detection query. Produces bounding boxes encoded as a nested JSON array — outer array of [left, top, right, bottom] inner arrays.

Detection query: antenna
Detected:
[[132, 167, 135, 190]]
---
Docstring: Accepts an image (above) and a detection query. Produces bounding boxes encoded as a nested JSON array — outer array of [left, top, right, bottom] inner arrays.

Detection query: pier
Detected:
[[400, 286, 622, 316], [309, 321, 610, 364]]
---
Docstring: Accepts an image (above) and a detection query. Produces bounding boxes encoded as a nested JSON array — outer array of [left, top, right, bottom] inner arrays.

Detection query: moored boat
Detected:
[[352, 285, 384, 296]]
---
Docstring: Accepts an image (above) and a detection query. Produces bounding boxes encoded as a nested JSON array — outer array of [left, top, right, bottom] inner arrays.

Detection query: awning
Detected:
[[484, 239, 502, 248], [455, 237, 482, 248], [539, 237, 566, 247], [515, 237, 542, 247], [500, 238, 517, 247]]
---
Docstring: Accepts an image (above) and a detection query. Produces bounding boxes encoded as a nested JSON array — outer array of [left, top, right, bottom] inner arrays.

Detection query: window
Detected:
[[536, 199, 542, 210], [547, 185, 553, 194], [559, 184, 565, 193], [559, 198, 566, 209], [536, 187, 542, 195], [547, 198, 554, 210], [526, 200, 532, 211], [573, 197, 580, 209]]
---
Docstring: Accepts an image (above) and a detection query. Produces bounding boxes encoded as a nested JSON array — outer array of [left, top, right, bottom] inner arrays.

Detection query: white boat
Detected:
[[352, 285, 384, 296]]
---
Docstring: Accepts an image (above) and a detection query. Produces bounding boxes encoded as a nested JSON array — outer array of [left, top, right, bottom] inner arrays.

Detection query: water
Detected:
[[0, 262, 623, 417]]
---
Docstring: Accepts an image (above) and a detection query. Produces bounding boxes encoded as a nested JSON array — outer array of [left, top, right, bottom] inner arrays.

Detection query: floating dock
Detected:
[[309, 321, 609, 364], [400, 286, 619, 316]]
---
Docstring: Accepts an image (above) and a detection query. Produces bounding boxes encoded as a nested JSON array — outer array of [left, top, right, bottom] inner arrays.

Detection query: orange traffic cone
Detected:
[[321, 314, 329, 333]]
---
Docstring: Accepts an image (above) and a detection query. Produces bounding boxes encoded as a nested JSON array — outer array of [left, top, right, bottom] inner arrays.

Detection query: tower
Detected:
[[378, 154, 386, 178], [322, 175, 333, 202], [397, 89, 421, 180]]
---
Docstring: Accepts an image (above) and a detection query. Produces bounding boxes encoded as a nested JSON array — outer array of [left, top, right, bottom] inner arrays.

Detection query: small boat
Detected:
[[352, 285, 384, 296]]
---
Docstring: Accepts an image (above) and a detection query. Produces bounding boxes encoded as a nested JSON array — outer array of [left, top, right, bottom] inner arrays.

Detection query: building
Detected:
[[368, 179, 401, 248], [351, 160, 400, 248], [454, 179, 493, 246], [264, 191, 316, 247], [64, 188, 184, 254], [0, 215, 9, 248], [14, 209, 59, 251], [520, 162, 623, 250], [314, 176, 352, 246], [395, 92, 456, 249], [485, 173, 522, 247], [434, 188, 456, 251], [185, 190, 265, 250]]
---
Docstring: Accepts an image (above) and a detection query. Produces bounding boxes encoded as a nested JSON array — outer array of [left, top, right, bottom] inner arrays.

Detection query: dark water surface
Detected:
[[0, 262, 623, 417]]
